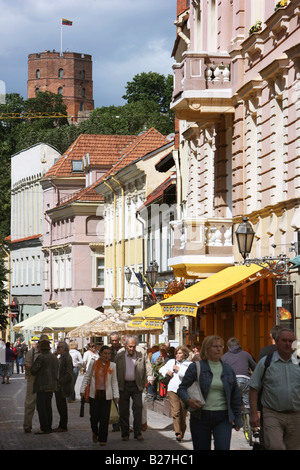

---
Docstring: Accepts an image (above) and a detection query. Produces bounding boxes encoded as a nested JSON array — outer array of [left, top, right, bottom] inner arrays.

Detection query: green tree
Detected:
[[25, 90, 68, 128], [122, 72, 173, 114], [78, 100, 173, 135]]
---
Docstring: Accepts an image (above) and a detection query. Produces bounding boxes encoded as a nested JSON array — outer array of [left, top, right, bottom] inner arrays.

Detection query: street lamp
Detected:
[[235, 217, 293, 275], [146, 260, 159, 287], [125, 261, 159, 287], [235, 217, 255, 260], [125, 266, 132, 283]]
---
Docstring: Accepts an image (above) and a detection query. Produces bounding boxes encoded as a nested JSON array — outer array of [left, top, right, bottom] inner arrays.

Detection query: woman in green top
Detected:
[[178, 335, 242, 450]]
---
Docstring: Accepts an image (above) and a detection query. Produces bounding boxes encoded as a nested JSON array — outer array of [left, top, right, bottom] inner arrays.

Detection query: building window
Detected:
[[97, 258, 104, 287], [58, 87, 63, 95], [81, 70, 86, 79], [58, 68, 63, 78], [82, 88, 85, 98], [36, 69, 40, 79]]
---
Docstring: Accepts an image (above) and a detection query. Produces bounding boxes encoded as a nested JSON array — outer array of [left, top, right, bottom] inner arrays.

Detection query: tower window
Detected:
[[58, 87, 63, 95], [81, 70, 86, 79], [58, 68, 63, 78], [82, 88, 86, 98], [36, 69, 40, 79]]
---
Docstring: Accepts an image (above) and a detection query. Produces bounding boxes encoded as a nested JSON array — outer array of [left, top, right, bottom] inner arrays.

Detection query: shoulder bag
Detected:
[[161, 360, 176, 386], [187, 361, 205, 411]]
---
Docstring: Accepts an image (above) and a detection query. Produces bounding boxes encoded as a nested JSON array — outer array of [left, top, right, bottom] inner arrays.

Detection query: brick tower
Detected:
[[27, 50, 94, 121]]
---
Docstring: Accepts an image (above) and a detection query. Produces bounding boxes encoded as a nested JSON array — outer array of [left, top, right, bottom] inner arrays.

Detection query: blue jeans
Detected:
[[16, 357, 24, 373], [190, 410, 232, 450], [236, 377, 250, 409]]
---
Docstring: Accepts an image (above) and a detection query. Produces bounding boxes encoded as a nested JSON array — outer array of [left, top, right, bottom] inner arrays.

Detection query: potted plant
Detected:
[[249, 20, 262, 35], [275, 0, 288, 11]]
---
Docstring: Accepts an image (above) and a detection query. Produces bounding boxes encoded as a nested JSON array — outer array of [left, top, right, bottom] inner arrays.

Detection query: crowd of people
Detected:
[[0, 325, 299, 450], [0, 338, 28, 383]]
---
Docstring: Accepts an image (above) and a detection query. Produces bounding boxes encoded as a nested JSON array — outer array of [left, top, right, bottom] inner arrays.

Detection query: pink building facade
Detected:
[[170, 0, 300, 356], [41, 134, 138, 311]]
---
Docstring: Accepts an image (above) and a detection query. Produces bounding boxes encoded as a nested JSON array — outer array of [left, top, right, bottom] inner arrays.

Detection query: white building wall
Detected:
[[10, 144, 60, 336]]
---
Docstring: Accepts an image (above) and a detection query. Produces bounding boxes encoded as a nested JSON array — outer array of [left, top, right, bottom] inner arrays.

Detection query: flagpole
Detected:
[[60, 19, 62, 56]]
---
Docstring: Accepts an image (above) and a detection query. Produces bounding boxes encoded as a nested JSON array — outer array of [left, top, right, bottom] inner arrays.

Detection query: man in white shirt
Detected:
[[116, 336, 153, 441]]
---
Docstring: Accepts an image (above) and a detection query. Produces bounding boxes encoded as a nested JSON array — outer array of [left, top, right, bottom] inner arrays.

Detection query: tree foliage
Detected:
[[122, 71, 173, 114], [0, 72, 174, 238]]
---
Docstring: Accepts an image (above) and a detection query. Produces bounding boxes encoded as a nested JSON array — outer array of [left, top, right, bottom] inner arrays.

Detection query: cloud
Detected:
[[0, 0, 175, 107]]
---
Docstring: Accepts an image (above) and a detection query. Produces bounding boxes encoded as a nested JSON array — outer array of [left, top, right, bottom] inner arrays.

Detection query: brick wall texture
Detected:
[[27, 51, 94, 119]]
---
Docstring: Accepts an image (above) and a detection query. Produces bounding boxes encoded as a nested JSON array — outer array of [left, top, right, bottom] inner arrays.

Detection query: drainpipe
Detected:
[[136, 210, 146, 275], [111, 175, 125, 302], [44, 213, 53, 302], [103, 180, 117, 301], [172, 148, 182, 219], [136, 210, 146, 310], [175, 22, 191, 49]]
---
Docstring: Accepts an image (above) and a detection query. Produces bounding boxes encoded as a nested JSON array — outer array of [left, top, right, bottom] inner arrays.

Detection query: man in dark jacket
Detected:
[[222, 337, 256, 409], [31, 339, 58, 434], [54, 341, 74, 432]]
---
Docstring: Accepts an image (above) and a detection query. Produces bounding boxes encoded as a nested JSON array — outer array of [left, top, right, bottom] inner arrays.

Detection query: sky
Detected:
[[0, 0, 176, 108]]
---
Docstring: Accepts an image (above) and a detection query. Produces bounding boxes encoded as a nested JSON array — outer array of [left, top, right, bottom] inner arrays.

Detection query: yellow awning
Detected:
[[131, 303, 165, 319], [160, 264, 264, 317], [127, 318, 164, 329], [128, 303, 165, 329]]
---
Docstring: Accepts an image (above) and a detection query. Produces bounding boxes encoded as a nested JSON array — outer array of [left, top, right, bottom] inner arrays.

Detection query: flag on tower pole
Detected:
[[60, 19, 73, 56], [62, 18, 73, 26]]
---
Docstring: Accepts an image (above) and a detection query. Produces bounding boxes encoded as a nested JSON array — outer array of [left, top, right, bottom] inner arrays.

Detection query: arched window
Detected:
[[58, 68, 63, 78], [58, 87, 63, 95], [36, 69, 40, 79], [82, 88, 86, 98], [81, 70, 86, 79]]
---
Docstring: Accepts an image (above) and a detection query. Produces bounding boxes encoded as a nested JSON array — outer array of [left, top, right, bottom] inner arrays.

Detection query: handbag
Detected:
[[161, 359, 177, 386], [79, 396, 85, 417], [187, 361, 205, 411], [109, 399, 119, 424], [84, 384, 90, 403], [161, 374, 172, 386]]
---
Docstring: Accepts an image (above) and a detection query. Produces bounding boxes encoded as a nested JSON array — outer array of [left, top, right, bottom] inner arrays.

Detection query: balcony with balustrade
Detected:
[[171, 52, 234, 123], [168, 217, 234, 278]]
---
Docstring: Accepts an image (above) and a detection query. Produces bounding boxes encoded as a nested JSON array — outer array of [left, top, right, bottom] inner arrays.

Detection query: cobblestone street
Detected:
[[0, 372, 252, 457]]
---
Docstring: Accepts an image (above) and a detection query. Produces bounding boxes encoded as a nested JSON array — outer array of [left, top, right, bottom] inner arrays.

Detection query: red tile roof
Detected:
[[101, 127, 170, 180], [49, 128, 170, 209], [138, 176, 175, 210], [44, 134, 138, 178]]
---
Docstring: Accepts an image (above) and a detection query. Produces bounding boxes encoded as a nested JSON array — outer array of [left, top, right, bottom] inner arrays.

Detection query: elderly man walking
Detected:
[[31, 338, 58, 434], [249, 328, 300, 450], [116, 336, 153, 441], [23, 334, 49, 433]]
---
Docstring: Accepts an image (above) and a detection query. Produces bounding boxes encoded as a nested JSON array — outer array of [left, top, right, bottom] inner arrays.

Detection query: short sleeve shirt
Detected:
[[249, 351, 300, 411]]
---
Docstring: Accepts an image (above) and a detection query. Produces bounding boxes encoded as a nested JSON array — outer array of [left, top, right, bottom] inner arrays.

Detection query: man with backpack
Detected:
[[249, 328, 300, 450]]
